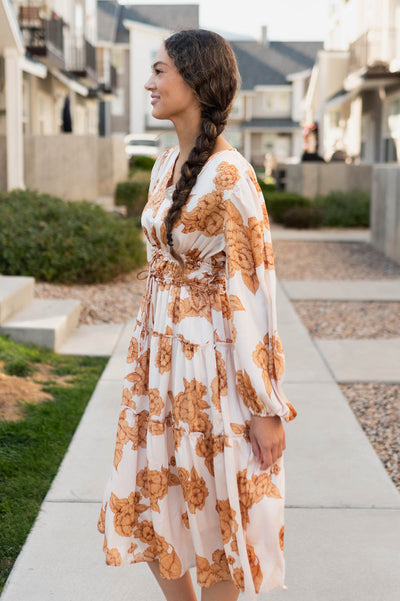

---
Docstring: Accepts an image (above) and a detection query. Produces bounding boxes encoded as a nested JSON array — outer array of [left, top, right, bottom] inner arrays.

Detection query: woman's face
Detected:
[[144, 44, 200, 122]]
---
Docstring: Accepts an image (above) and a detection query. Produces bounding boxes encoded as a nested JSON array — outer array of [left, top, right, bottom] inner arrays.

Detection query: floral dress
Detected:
[[97, 146, 297, 599]]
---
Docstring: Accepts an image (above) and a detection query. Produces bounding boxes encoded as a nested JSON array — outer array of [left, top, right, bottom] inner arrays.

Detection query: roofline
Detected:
[[122, 18, 171, 37], [1, 0, 25, 53]]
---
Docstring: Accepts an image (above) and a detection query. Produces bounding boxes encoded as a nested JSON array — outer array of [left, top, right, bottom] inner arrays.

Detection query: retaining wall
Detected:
[[371, 165, 400, 264]]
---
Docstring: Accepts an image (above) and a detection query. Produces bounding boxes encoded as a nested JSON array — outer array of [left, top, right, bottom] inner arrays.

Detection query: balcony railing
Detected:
[[66, 36, 98, 84], [18, 6, 65, 67], [349, 28, 399, 73]]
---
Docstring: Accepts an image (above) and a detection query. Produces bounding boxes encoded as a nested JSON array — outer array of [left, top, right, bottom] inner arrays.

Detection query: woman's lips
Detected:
[[151, 96, 160, 105]]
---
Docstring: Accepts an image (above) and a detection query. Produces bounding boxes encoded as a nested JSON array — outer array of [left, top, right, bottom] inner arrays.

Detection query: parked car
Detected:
[[124, 133, 160, 159]]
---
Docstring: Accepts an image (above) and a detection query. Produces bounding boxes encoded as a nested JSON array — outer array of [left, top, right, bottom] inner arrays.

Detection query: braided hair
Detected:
[[163, 30, 240, 262]]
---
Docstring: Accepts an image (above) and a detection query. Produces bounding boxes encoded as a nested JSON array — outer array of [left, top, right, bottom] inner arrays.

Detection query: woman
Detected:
[[97, 29, 296, 601]]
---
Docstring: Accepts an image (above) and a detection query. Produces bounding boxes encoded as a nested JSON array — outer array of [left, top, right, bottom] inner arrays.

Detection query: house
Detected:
[[0, 0, 122, 196], [228, 29, 323, 165], [97, 0, 199, 144], [305, 0, 400, 163]]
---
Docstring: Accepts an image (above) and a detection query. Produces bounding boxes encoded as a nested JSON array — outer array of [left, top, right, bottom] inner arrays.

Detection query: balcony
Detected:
[[18, 6, 65, 69], [66, 35, 98, 86], [349, 28, 400, 74]]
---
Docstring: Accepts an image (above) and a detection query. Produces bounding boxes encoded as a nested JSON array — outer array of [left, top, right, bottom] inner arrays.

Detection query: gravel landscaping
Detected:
[[339, 383, 400, 491], [293, 300, 400, 339], [273, 240, 400, 280], [35, 267, 147, 325]]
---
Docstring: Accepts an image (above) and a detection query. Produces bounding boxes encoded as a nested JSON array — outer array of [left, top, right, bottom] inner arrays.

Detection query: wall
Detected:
[[371, 164, 400, 264], [0, 135, 7, 189], [279, 162, 373, 197], [23, 134, 127, 201]]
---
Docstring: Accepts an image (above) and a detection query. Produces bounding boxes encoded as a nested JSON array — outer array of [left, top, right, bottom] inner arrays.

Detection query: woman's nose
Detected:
[[144, 75, 154, 90]]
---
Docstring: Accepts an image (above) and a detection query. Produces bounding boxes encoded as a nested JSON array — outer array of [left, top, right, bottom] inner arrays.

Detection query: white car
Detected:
[[124, 133, 160, 159]]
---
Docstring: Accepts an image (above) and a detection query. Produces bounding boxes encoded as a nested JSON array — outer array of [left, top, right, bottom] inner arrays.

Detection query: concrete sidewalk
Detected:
[[1, 277, 400, 600]]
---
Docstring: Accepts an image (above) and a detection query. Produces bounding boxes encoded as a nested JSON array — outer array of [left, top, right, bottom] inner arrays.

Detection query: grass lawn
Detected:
[[0, 335, 108, 593]]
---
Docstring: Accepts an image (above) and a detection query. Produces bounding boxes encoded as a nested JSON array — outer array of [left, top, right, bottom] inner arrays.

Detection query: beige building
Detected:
[[306, 0, 400, 163]]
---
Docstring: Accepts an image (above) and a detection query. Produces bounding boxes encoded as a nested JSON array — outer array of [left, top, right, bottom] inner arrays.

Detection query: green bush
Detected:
[[314, 190, 370, 227], [129, 155, 156, 171], [265, 191, 312, 223], [257, 178, 277, 196], [0, 189, 146, 284], [115, 180, 150, 217], [281, 206, 324, 229]]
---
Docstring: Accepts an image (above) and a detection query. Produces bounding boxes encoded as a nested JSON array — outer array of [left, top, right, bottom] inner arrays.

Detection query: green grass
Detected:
[[0, 336, 108, 593]]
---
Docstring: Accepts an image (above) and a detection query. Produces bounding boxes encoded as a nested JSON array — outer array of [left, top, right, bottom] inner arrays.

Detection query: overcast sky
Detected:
[[122, 0, 332, 41]]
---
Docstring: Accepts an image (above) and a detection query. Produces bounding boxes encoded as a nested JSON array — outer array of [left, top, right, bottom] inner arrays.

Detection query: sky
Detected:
[[121, 0, 332, 41]]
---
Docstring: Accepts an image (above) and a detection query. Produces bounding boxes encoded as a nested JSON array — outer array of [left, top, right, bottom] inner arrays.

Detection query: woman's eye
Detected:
[[154, 68, 162, 75]]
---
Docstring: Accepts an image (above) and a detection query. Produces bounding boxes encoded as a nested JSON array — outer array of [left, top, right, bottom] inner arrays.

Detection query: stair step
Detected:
[[0, 275, 35, 325], [0, 298, 81, 351], [58, 323, 124, 356]]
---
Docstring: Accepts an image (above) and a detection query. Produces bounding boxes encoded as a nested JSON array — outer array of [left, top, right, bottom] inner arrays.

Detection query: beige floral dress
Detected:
[[97, 146, 297, 599]]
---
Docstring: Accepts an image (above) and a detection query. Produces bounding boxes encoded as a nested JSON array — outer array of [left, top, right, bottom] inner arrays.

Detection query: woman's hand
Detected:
[[249, 415, 286, 470]]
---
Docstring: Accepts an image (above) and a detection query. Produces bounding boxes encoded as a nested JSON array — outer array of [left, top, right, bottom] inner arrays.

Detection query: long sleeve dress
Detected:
[[97, 145, 297, 599]]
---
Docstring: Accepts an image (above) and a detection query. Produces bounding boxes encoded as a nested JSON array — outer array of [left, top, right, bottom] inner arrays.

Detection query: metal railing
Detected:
[[66, 35, 97, 81], [18, 6, 64, 57], [348, 28, 399, 73]]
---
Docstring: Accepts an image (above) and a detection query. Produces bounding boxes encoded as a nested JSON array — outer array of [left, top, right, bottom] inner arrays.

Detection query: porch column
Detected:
[[244, 130, 252, 162], [4, 46, 24, 190]]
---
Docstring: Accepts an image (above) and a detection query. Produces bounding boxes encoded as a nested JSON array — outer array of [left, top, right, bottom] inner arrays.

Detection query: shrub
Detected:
[[129, 155, 156, 171], [265, 191, 312, 223], [257, 178, 277, 196], [0, 189, 146, 284], [115, 180, 149, 217], [314, 190, 370, 227], [281, 206, 324, 229]]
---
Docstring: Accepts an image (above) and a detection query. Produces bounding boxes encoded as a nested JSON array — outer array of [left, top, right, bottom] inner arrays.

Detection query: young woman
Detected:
[[98, 29, 296, 601]]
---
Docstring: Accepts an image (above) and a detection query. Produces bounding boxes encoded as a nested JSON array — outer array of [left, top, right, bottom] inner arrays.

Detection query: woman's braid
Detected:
[[163, 30, 239, 262]]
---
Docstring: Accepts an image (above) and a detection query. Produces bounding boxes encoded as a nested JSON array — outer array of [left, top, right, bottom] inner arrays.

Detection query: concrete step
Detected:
[[0, 298, 81, 352], [0, 275, 35, 325], [58, 323, 124, 356]]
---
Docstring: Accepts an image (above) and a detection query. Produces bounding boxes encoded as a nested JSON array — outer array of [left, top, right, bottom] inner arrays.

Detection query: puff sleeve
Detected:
[[222, 167, 297, 422]]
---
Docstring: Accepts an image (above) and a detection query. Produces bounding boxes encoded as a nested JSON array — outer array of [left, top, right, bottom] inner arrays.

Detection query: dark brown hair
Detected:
[[163, 29, 240, 261]]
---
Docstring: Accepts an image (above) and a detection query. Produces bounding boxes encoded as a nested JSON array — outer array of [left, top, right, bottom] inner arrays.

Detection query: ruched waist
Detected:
[[147, 247, 225, 288]]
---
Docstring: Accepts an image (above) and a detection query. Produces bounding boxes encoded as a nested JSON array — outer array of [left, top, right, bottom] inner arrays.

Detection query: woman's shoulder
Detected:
[[200, 147, 258, 189]]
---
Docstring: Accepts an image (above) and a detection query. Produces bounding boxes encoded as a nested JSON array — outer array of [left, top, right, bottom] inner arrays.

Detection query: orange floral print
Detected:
[[148, 388, 164, 417], [125, 349, 150, 396], [237, 469, 281, 526], [136, 466, 178, 512], [216, 499, 239, 544], [134, 520, 155, 544], [224, 200, 259, 294], [178, 466, 210, 513], [214, 162, 240, 192], [127, 337, 138, 363], [195, 434, 225, 476], [247, 544, 263, 593], [279, 525, 284, 551], [236, 369, 264, 414], [253, 333, 285, 396], [172, 378, 212, 435], [196, 549, 231, 587], [180, 191, 225, 237], [155, 327, 173, 374], [109, 491, 146, 537], [232, 566, 245, 591], [105, 543, 122, 566], [97, 504, 106, 534], [98, 147, 295, 596], [230, 421, 251, 442], [247, 168, 262, 195]]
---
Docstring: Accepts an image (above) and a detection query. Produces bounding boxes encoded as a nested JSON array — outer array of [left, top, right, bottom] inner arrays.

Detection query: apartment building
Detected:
[[306, 0, 400, 162]]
